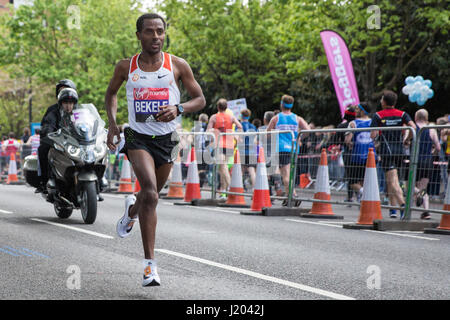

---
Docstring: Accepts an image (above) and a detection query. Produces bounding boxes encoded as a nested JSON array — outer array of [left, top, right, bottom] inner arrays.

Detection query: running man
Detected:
[[414, 109, 441, 220], [267, 94, 310, 206], [370, 90, 416, 218], [207, 98, 242, 199], [344, 102, 375, 202], [105, 13, 205, 286]]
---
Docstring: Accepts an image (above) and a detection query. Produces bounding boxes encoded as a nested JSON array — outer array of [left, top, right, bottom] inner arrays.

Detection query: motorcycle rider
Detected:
[[36, 79, 77, 193], [38, 86, 106, 201]]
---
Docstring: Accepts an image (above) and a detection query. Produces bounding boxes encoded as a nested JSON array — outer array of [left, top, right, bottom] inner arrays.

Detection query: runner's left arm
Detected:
[[156, 57, 205, 122]]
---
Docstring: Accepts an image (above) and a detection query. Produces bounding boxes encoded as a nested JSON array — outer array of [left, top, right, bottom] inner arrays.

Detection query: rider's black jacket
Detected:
[[40, 103, 62, 144]]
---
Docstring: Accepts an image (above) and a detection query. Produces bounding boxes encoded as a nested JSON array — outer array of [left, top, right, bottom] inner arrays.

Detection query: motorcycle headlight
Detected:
[[94, 143, 107, 160], [66, 144, 81, 158]]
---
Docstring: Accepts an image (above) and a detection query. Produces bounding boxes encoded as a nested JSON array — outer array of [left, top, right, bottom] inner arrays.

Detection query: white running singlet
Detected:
[[126, 52, 181, 136]]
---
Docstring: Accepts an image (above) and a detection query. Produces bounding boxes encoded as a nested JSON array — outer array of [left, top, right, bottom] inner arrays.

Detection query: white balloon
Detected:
[[402, 85, 411, 95]]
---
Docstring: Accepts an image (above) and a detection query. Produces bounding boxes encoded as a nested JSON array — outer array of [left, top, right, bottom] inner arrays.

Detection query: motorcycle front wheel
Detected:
[[80, 181, 97, 224]]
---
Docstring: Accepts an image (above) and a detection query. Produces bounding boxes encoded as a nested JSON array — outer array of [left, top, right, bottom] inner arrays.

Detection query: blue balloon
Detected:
[[410, 91, 420, 102], [427, 89, 434, 99], [415, 75, 424, 82], [405, 76, 415, 85], [424, 79, 432, 88], [408, 95, 415, 103], [417, 98, 426, 106]]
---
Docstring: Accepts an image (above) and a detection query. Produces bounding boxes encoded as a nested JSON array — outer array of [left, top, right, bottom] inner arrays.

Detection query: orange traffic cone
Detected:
[[425, 175, 450, 235], [117, 155, 133, 193], [184, 146, 201, 203], [6, 153, 19, 184], [299, 173, 311, 189], [357, 148, 382, 224], [303, 148, 342, 219], [250, 146, 272, 211], [221, 149, 249, 208], [163, 153, 184, 200]]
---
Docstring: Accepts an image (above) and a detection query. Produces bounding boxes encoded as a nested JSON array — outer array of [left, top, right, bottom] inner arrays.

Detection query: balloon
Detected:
[[427, 89, 434, 99], [415, 75, 424, 82], [420, 85, 429, 95], [409, 92, 419, 102], [405, 76, 415, 85], [424, 79, 432, 88], [412, 82, 420, 91], [417, 97, 426, 106], [402, 85, 411, 95]]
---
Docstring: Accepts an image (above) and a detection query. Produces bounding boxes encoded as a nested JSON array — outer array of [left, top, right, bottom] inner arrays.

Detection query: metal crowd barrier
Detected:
[[210, 130, 296, 202], [288, 126, 418, 219], [409, 124, 450, 217]]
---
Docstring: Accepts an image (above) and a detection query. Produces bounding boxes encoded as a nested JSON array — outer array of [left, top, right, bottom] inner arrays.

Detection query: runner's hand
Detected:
[[156, 105, 178, 123], [107, 125, 121, 151]]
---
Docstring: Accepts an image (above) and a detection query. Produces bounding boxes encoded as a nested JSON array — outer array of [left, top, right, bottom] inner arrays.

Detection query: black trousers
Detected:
[[37, 142, 51, 186]]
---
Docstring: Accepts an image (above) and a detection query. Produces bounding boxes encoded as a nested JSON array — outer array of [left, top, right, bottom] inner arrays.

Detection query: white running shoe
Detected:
[[116, 195, 137, 238], [142, 259, 161, 287]]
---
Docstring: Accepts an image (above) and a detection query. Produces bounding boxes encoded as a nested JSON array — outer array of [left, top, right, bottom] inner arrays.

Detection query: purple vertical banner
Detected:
[[320, 30, 360, 118]]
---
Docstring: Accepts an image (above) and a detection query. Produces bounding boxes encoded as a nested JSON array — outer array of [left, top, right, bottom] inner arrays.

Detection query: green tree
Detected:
[[158, 0, 290, 119], [0, 0, 144, 133], [279, 0, 450, 124]]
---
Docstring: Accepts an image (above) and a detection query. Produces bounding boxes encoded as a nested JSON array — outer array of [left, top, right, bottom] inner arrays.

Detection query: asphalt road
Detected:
[[0, 183, 449, 300]]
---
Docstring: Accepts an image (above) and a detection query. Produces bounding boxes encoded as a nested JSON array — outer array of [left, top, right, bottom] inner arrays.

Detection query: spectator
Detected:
[[239, 108, 257, 190], [0, 136, 8, 175], [21, 127, 31, 144], [1, 132, 21, 174], [191, 113, 211, 187], [338, 105, 356, 203], [26, 128, 41, 156], [252, 118, 262, 130]]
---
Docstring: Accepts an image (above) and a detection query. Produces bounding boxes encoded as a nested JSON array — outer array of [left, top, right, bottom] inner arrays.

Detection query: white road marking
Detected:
[[31, 218, 114, 239], [161, 201, 239, 214], [363, 230, 439, 241], [186, 205, 240, 214], [286, 218, 342, 228], [0, 209, 13, 214], [156, 248, 355, 300], [286, 218, 439, 241]]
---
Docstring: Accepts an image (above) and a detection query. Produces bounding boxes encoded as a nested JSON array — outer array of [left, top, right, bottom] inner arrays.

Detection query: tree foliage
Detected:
[[0, 0, 142, 135], [0, 0, 449, 136]]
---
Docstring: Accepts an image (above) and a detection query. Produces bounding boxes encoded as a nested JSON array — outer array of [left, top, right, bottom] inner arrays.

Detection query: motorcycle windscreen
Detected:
[[70, 108, 98, 143]]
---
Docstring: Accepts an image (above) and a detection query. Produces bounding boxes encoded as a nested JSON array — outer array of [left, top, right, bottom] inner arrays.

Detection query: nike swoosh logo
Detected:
[[158, 74, 168, 79]]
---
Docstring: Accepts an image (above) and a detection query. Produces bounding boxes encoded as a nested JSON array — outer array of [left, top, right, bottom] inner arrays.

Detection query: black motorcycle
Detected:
[[24, 104, 108, 224]]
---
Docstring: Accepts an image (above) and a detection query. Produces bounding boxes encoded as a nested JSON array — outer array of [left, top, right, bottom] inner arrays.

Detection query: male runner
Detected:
[[267, 95, 310, 206], [105, 13, 205, 286], [370, 90, 416, 218]]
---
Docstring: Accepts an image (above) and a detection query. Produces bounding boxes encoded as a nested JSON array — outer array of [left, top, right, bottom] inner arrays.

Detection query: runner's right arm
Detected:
[[105, 59, 129, 151]]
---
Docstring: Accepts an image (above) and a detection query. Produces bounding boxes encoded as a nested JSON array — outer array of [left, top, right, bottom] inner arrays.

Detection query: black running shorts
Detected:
[[120, 127, 179, 169]]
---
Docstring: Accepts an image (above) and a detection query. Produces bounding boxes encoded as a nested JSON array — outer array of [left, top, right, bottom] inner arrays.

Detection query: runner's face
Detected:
[[137, 19, 165, 54]]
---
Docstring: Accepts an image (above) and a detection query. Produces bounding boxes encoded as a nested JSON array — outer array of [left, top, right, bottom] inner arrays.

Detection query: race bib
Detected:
[[133, 88, 169, 123]]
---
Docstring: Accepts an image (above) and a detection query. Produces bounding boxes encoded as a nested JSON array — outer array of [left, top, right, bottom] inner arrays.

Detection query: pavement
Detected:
[[0, 184, 449, 300]]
